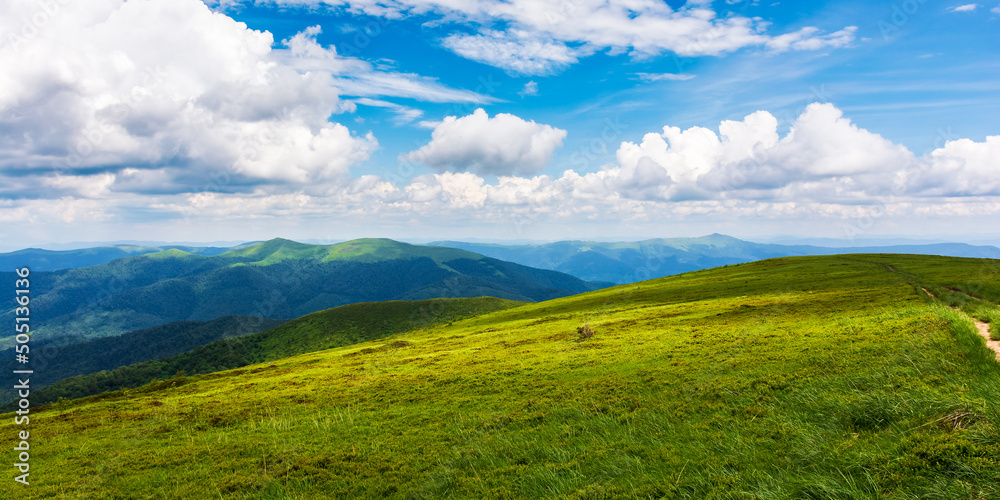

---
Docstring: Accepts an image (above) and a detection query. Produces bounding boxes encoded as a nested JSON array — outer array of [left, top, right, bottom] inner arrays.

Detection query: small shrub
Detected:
[[576, 323, 595, 340]]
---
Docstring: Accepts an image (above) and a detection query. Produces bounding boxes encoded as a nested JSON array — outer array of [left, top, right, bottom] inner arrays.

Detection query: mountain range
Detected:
[[430, 234, 1000, 283], [1, 238, 605, 344], [7, 234, 1000, 281]]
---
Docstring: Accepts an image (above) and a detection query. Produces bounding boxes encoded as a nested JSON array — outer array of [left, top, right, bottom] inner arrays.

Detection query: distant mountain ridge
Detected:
[[1, 238, 606, 343], [7, 234, 998, 279], [430, 234, 1000, 283], [0, 244, 235, 271]]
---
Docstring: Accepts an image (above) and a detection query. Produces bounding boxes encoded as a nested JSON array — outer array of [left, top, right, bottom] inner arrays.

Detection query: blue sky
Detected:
[[225, 1, 1000, 169], [0, 0, 998, 249], [224, 0, 1000, 176]]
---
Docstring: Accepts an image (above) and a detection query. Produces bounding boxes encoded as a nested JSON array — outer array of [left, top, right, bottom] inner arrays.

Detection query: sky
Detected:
[[0, 0, 998, 250]]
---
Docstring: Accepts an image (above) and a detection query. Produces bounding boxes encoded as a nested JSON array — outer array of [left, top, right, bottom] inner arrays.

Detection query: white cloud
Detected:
[[762, 104, 915, 178], [441, 30, 581, 76], [612, 109, 780, 199], [765, 26, 858, 52], [377, 105, 1000, 214], [0, 0, 499, 194], [403, 108, 567, 176], [908, 136, 1000, 196], [565, 103, 985, 204], [636, 73, 697, 82], [354, 97, 423, 124], [947, 4, 980, 12], [519, 81, 539, 97], [43, 173, 117, 199], [215, 0, 858, 74], [993, 3, 1000, 14], [0, 1, 369, 185], [280, 26, 498, 104]]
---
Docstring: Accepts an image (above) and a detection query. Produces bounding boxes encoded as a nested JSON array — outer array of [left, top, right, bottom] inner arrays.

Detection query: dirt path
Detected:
[[923, 288, 1000, 361], [972, 321, 1000, 361]]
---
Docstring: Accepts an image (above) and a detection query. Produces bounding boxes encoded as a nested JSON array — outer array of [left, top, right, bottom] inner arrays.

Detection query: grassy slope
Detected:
[[22, 297, 523, 408], [4, 255, 1000, 499]]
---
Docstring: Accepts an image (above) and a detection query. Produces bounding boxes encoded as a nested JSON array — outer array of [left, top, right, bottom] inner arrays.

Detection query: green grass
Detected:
[[3, 254, 1000, 499]]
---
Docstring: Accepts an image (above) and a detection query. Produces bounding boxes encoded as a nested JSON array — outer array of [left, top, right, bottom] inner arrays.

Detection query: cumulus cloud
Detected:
[[0, 0, 495, 196], [600, 103, 920, 202], [777, 105, 914, 174], [213, 0, 859, 74], [402, 108, 567, 176], [372, 110, 997, 226], [909, 136, 1000, 196]]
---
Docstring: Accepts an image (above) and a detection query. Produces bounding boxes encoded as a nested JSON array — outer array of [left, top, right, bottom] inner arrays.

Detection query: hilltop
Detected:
[[5, 254, 999, 498]]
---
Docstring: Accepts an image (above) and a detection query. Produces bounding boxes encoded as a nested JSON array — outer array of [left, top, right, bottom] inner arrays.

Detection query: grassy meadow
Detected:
[[4, 254, 1000, 499]]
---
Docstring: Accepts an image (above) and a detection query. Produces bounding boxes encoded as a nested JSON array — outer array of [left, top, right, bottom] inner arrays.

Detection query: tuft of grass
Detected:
[[575, 322, 595, 340]]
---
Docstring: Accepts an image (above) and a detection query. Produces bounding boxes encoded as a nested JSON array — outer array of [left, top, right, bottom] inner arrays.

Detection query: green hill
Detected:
[[4, 254, 1000, 498], [1, 238, 605, 343], [19, 296, 522, 409]]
